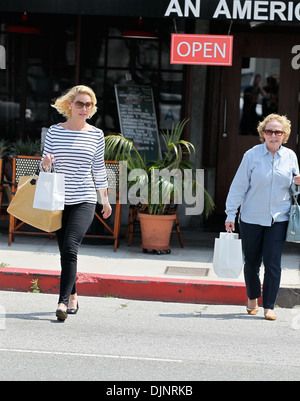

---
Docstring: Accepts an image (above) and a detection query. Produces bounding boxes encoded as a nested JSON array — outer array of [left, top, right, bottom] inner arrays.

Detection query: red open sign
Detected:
[[171, 34, 233, 66]]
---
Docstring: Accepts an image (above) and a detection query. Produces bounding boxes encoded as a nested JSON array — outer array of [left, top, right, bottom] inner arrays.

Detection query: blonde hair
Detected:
[[257, 114, 291, 144], [51, 85, 97, 119]]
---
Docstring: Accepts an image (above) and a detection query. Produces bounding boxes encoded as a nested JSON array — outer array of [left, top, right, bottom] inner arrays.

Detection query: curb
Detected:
[[0, 267, 299, 307], [0, 267, 247, 305]]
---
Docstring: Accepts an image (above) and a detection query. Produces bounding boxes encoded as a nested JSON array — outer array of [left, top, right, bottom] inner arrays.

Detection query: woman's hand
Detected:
[[225, 221, 235, 232], [102, 202, 112, 219], [98, 189, 112, 219], [294, 174, 300, 186], [42, 154, 55, 171]]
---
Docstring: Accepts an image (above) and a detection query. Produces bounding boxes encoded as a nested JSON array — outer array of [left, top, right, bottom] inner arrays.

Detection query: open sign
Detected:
[[171, 34, 233, 66]]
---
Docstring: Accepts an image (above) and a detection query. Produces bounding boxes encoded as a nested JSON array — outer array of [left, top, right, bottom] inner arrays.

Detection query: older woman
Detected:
[[41, 85, 112, 321], [225, 114, 300, 321]]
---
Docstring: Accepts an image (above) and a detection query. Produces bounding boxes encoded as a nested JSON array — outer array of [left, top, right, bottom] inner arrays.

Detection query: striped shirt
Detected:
[[41, 124, 108, 205]]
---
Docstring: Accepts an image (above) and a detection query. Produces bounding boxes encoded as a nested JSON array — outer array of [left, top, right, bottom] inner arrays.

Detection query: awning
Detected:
[[1, 0, 300, 23]]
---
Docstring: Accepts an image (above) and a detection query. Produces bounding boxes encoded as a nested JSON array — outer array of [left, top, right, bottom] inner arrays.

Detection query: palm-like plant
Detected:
[[0, 139, 10, 157], [105, 119, 214, 216], [10, 138, 42, 156]]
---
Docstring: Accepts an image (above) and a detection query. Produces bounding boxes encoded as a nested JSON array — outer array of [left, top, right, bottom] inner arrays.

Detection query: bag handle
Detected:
[[292, 173, 299, 199], [292, 194, 299, 206], [225, 230, 235, 240], [46, 163, 55, 173], [290, 175, 299, 205], [41, 159, 56, 173], [30, 161, 55, 186]]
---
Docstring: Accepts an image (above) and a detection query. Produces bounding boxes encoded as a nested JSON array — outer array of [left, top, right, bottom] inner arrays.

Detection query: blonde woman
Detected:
[[225, 114, 300, 321], [41, 85, 112, 321]]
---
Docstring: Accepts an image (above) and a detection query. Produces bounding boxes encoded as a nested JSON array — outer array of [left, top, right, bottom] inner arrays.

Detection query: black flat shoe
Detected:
[[56, 309, 68, 321], [67, 303, 79, 315]]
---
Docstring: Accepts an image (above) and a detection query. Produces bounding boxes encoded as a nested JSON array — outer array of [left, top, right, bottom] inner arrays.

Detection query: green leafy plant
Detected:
[[0, 262, 8, 268], [31, 278, 41, 293], [105, 119, 214, 217], [0, 139, 10, 157], [10, 138, 42, 156]]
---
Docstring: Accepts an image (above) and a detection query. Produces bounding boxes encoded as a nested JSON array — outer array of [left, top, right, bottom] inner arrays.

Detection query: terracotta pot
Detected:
[[138, 212, 176, 251]]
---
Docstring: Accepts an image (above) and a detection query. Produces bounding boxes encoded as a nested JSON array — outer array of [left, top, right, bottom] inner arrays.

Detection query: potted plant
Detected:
[[0, 139, 10, 181], [0, 139, 10, 157], [105, 119, 214, 253], [10, 137, 42, 157]]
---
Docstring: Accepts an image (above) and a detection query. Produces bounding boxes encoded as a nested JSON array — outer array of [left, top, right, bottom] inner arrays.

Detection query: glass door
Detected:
[[215, 32, 300, 214]]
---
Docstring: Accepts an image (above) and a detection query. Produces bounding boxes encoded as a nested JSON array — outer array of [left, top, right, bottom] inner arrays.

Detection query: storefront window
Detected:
[[0, 14, 188, 141], [0, 33, 30, 140], [240, 57, 280, 135], [107, 39, 130, 68], [159, 72, 183, 130], [136, 40, 159, 70], [103, 70, 129, 130]]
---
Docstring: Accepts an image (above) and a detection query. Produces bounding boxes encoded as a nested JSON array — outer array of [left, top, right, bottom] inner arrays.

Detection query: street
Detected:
[[0, 291, 299, 382]]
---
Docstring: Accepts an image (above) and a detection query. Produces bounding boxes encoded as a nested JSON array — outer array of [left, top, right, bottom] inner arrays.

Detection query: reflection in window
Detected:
[[240, 58, 280, 135], [107, 39, 130, 68], [159, 72, 183, 130], [0, 15, 187, 140], [136, 40, 159, 70]]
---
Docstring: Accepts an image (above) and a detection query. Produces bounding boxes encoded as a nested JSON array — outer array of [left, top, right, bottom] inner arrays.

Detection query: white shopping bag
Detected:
[[33, 171, 65, 211], [213, 231, 244, 279]]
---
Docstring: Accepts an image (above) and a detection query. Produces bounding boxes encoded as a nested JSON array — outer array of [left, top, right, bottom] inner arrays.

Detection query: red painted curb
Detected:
[[0, 267, 61, 294], [0, 267, 248, 305]]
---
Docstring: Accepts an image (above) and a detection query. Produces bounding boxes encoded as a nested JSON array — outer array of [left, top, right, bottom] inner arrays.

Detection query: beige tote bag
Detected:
[[7, 175, 62, 232]]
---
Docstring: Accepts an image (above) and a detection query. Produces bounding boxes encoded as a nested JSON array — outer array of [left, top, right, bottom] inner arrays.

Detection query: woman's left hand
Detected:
[[294, 174, 300, 186], [98, 189, 112, 219], [102, 202, 112, 219]]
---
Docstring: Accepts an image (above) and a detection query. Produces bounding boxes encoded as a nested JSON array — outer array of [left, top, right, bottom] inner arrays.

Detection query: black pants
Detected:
[[56, 202, 96, 306], [239, 220, 288, 309]]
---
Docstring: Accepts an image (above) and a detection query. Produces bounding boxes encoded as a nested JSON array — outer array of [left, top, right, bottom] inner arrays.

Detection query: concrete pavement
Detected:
[[0, 226, 299, 307], [1, 292, 299, 381]]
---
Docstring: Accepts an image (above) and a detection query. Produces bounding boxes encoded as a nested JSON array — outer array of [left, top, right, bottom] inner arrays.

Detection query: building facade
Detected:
[[1, 0, 300, 226]]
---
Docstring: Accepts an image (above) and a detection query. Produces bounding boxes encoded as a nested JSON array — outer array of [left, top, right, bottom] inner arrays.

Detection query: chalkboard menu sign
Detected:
[[115, 84, 161, 161]]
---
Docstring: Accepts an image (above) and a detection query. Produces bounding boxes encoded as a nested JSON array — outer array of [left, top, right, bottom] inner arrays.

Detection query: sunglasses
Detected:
[[73, 101, 93, 110], [263, 130, 284, 137]]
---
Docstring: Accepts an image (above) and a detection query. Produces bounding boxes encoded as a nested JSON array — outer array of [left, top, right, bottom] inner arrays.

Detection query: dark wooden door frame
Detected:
[[215, 32, 300, 214]]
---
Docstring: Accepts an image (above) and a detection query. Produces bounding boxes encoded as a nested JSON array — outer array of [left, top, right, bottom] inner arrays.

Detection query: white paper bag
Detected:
[[213, 232, 244, 279], [33, 171, 65, 211]]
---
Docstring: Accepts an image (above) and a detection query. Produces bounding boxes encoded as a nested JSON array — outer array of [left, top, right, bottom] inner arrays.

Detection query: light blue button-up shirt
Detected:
[[225, 143, 299, 226]]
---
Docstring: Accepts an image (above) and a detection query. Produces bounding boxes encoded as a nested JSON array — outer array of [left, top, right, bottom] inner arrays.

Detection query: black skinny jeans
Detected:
[[56, 202, 96, 306]]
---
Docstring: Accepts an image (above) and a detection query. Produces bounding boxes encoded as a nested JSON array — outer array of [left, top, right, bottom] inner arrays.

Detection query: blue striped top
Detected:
[[41, 124, 108, 205]]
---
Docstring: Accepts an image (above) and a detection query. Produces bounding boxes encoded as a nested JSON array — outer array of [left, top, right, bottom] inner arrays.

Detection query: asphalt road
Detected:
[[0, 291, 299, 383]]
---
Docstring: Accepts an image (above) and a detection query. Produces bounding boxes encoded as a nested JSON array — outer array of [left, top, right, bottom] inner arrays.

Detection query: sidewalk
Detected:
[[0, 226, 299, 307]]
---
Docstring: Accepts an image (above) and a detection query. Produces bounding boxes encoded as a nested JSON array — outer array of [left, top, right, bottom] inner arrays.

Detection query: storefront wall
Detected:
[[1, 1, 300, 227], [0, 13, 190, 142], [212, 30, 300, 218]]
